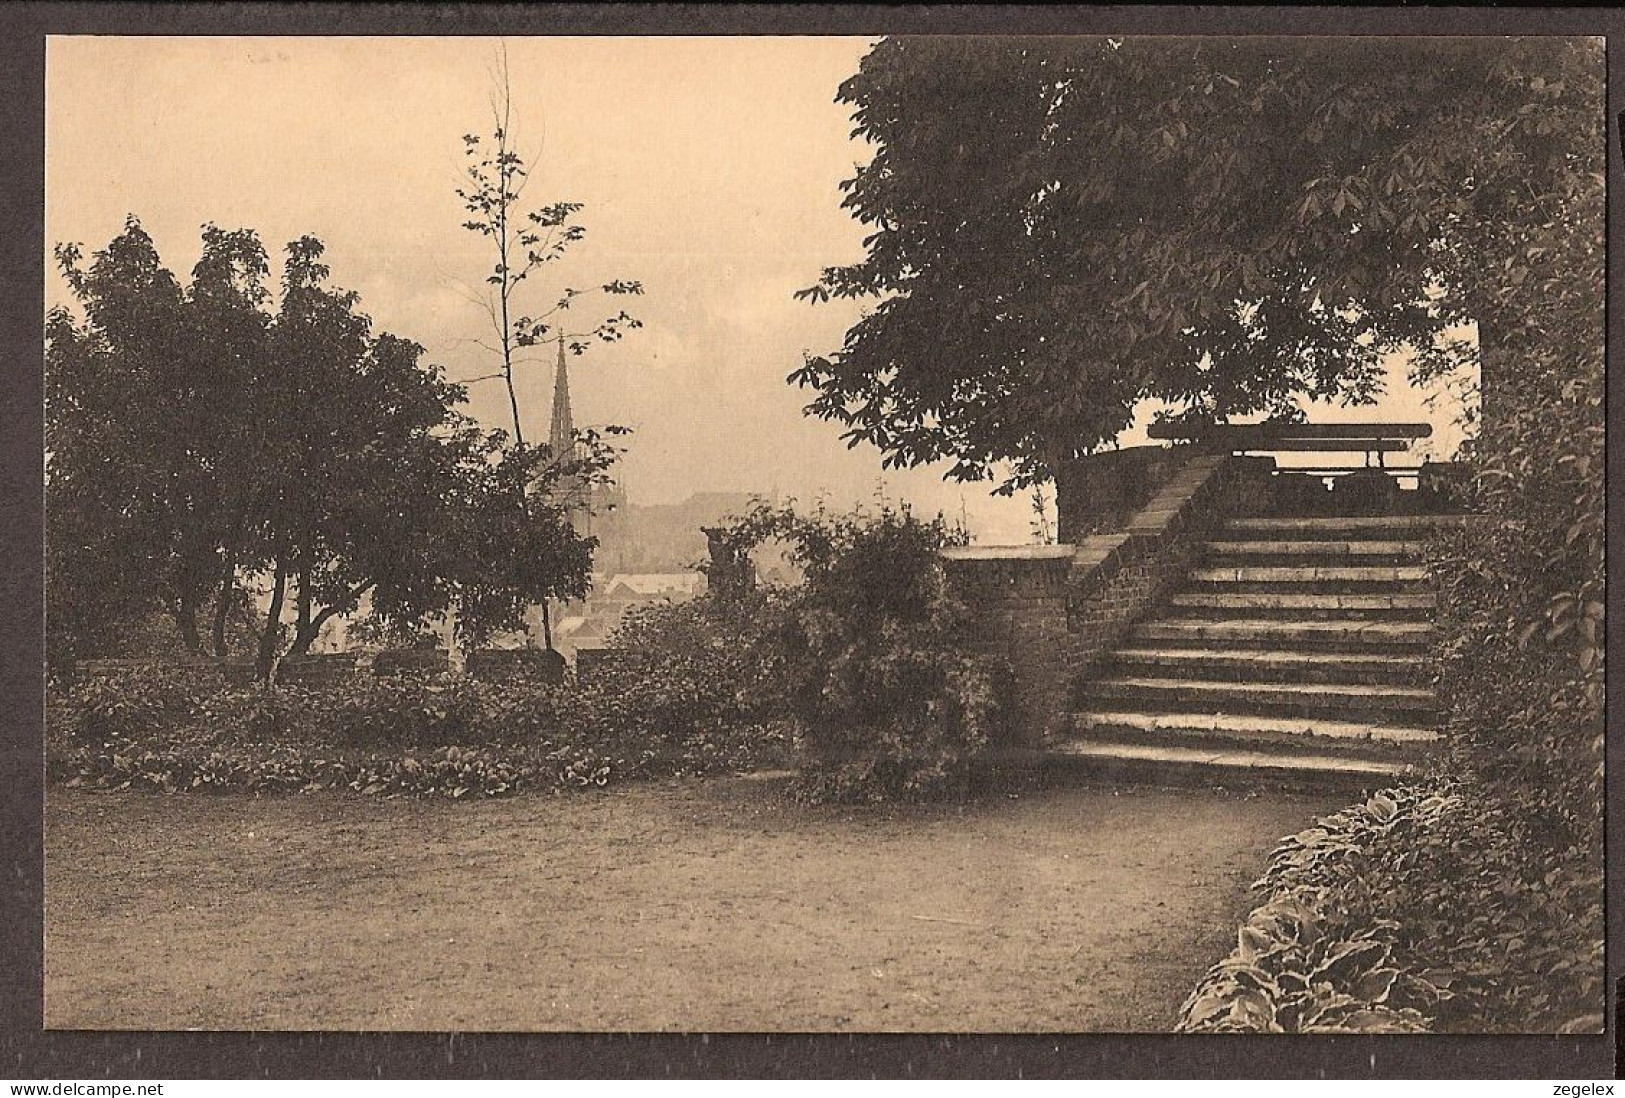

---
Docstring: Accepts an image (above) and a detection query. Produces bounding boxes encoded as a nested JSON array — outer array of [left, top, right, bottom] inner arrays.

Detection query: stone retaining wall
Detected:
[[940, 545, 1076, 746], [464, 648, 567, 683], [275, 652, 362, 687], [371, 648, 451, 677], [943, 452, 1271, 747]]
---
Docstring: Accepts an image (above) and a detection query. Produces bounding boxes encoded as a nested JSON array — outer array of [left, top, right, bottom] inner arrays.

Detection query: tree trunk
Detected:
[[174, 595, 203, 655], [541, 598, 554, 651], [1474, 309, 1496, 442], [288, 611, 324, 658], [295, 529, 313, 640], [289, 580, 376, 658], [295, 574, 312, 650], [211, 550, 237, 659], [256, 560, 288, 683]]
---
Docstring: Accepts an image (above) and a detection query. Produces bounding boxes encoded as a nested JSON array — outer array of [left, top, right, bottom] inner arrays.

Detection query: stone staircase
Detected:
[[1055, 514, 1461, 789]]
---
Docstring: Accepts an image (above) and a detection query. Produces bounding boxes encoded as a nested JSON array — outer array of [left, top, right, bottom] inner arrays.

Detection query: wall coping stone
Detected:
[[1068, 453, 1248, 595], [939, 452, 1244, 594], [941, 544, 1077, 562]]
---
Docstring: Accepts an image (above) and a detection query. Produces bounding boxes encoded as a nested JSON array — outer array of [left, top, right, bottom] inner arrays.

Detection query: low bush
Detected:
[[47, 650, 791, 798], [706, 502, 1008, 802], [49, 664, 225, 746], [51, 737, 625, 799], [1177, 779, 1604, 1035], [604, 587, 793, 738]]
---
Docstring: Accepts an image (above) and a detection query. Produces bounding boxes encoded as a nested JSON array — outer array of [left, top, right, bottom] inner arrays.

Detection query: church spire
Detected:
[[549, 332, 573, 459]]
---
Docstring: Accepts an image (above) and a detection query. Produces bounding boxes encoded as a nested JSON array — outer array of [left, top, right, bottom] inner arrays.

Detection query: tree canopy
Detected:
[[46, 219, 612, 675], [793, 35, 1600, 488]]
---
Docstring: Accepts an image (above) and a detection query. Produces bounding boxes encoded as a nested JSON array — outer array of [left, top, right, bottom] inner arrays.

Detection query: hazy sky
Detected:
[[46, 36, 1470, 544]]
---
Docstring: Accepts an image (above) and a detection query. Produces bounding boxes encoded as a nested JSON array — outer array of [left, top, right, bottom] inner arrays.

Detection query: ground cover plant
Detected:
[[47, 660, 790, 799]]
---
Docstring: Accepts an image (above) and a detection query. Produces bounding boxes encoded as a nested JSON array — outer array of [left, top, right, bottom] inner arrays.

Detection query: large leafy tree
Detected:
[[794, 36, 1592, 488], [47, 220, 254, 662], [46, 219, 610, 677]]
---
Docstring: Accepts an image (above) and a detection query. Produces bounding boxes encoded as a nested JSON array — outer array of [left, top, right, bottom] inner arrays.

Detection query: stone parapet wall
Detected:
[[943, 453, 1271, 747], [941, 545, 1075, 747], [1053, 445, 1187, 542], [1066, 454, 1270, 676]]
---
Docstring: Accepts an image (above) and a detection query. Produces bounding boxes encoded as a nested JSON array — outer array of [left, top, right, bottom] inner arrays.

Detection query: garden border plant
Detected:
[[700, 501, 1013, 803], [47, 658, 791, 800]]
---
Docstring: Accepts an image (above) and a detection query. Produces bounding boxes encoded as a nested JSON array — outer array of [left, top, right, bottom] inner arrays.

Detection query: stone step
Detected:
[[1203, 539, 1426, 559], [1109, 646, 1428, 684], [1132, 618, 1433, 648], [1081, 674, 1436, 710], [1071, 709, 1441, 757], [1226, 515, 1471, 537], [1025, 741, 1411, 791], [1167, 591, 1435, 619], [1190, 565, 1429, 585]]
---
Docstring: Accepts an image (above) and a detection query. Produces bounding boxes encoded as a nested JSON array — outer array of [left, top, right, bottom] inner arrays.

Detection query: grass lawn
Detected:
[[45, 775, 1339, 1032]]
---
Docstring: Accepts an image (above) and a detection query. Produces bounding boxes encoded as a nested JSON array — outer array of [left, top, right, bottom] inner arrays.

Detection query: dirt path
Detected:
[[45, 777, 1337, 1032]]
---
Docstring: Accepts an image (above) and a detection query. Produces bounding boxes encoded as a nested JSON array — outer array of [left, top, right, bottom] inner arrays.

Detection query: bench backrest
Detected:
[[1146, 421, 1431, 453]]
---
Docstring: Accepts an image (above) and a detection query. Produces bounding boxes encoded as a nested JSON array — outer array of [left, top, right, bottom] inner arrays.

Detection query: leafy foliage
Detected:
[[1404, 47, 1604, 1028], [50, 664, 227, 747], [47, 662, 789, 799], [1178, 775, 1604, 1034], [796, 36, 1592, 488], [1179, 787, 1459, 1033], [701, 503, 1006, 802], [605, 586, 794, 734], [46, 220, 608, 676]]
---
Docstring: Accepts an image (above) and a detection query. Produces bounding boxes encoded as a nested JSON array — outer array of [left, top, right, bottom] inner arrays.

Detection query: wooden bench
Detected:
[[1147, 421, 1431, 467]]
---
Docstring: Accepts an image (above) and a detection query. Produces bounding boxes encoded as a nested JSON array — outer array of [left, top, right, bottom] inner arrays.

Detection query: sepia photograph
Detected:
[[35, 29, 1604, 1041]]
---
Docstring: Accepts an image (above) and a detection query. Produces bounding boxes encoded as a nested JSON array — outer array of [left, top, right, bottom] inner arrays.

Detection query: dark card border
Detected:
[[1, 3, 1618, 1080]]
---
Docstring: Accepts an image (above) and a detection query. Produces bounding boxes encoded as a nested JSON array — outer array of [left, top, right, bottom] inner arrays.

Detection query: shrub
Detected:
[[1178, 786, 1460, 1033], [1178, 779, 1605, 1035], [50, 737, 623, 799], [707, 502, 1006, 802], [604, 585, 794, 733], [51, 663, 224, 746], [1403, 129, 1604, 1030]]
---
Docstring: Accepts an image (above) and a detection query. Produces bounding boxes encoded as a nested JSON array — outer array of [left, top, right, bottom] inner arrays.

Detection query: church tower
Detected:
[[546, 334, 624, 539], [549, 334, 584, 510]]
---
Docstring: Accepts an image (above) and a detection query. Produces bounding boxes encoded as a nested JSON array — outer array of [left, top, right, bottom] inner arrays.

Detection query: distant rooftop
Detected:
[[602, 573, 706, 597]]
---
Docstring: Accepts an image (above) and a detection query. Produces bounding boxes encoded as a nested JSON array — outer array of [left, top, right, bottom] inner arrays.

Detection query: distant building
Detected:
[[555, 571, 707, 654], [545, 334, 625, 538]]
